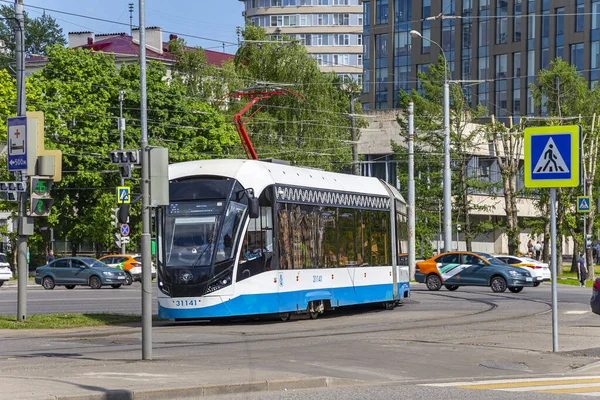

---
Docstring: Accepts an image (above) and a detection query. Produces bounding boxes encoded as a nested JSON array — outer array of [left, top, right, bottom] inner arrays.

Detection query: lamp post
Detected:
[[409, 30, 452, 253]]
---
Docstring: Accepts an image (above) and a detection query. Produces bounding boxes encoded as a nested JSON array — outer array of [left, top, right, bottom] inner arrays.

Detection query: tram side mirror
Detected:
[[246, 188, 259, 219]]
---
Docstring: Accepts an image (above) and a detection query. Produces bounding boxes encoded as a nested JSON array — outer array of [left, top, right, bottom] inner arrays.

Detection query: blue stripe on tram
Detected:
[[158, 282, 410, 319]]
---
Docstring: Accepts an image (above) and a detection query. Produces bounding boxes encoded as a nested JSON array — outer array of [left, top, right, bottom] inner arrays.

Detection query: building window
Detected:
[[422, 0, 430, 19], [571, 43, 584, 72], [479, 19, 489, 48], [271, 0, 282, 6], [576, 0, 585, 32], [496, 0, 507, 44], [513, 0, 522, 42], [594, 1, 600, 30], [422, 23, 431, 53], [376, 0, 388, 25]]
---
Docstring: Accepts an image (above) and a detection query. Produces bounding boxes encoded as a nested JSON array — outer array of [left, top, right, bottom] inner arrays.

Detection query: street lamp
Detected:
[[409, 29, 452, 253]]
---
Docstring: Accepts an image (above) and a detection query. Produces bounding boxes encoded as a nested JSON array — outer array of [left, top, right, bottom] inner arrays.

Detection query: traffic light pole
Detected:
[[15, 0, 27, 322], [119, 90, 126, 254]]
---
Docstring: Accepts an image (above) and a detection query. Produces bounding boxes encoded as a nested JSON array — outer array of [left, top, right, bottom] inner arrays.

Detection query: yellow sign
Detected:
[[524, 125, 580, 188], [117, 186, 130, 204]]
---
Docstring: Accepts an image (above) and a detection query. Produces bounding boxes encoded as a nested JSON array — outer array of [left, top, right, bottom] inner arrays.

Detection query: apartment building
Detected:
[[240, 0, 364, 84], [361, 0, 600, 120]]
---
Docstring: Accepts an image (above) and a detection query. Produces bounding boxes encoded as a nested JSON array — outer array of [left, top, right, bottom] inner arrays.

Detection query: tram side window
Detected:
[[396, 212, 407, 256], [237, 206, 274, 281], [338, 208, 358, 266], [320, 208, 338, 268]]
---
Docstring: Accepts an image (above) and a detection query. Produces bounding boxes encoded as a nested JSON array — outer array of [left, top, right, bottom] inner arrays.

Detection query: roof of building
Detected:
[[26, 33, 234, 67]]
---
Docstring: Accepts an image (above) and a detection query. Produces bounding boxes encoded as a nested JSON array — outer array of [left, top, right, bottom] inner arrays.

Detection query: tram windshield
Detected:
[[164, 199, 247, 268]]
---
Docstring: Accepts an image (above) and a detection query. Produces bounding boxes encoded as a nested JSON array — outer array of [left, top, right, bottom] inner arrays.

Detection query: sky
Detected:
[[17, 0, 246, 54]]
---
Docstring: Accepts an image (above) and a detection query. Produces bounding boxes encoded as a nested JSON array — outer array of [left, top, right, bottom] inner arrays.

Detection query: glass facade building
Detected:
[[362, 0, 600, 119], [241, 0, 364, 84]]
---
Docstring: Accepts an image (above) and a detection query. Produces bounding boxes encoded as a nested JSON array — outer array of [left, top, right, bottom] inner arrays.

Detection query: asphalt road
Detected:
[[1, 282, 599, 399]]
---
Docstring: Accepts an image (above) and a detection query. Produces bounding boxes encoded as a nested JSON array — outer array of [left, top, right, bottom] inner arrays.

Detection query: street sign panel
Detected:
[[577, 196, 591, 213], [524, 125, 580, 188], [117, 186, 130, 204], [7, 116, 27, 172], [120, 223, 130, 237], [120, 236, 130, 244]]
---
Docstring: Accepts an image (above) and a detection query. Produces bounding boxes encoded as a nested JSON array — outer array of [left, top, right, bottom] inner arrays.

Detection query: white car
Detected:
[[494, 255, 551, 286], [0, 252, 13, 287]]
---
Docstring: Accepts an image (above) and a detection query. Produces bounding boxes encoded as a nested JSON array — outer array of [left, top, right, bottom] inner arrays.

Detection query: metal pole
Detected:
[[438, 200, 441, 254], [15, 0, 27, 322], [350, 97, 359, 176], [119, 90, 126, 254], [139, 0, 152, 360], [443, 81, 452, 252], [407, 101, 416, 280], [550, 188, 558, 352]]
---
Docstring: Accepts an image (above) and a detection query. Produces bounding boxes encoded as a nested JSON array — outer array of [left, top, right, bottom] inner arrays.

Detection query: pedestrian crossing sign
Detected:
[[524, 125, 581, 188], [577, 196, 591, 213], [117, 186, 130, 204]]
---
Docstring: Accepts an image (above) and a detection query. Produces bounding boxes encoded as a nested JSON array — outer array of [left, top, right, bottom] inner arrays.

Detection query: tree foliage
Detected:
[[0, 6, 66, 71], [530, 58, 600, 276], [396, 57, 492, 253]]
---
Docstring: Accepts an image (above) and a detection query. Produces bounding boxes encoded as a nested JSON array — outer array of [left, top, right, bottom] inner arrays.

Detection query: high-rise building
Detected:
[[240, 0, 364, 84], [361, 0, 600, 120]]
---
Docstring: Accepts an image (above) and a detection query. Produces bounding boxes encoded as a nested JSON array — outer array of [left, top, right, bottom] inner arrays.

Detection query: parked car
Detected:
[[98, 254, 156, 283], [591, 278, 600, 315], [415, 251, 534, 293], [34, 257, 128, 290], [0, 252, 12, 287], [493, 255, 551, 287]]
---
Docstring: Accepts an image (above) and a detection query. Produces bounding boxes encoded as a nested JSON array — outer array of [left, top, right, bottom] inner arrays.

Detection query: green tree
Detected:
[[396, 57, 491, 252], [26, 46, 237, 256], [229, 26, 354, 170], [530, 58, 600, 277], [0, 7, 66, 70]]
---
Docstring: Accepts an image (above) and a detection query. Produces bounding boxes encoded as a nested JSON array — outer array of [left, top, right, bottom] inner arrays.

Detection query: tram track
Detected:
[[0, 289, 555, 359]]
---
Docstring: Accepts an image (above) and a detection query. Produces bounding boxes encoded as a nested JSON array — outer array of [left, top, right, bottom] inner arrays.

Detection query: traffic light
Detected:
[[114, 233, 121, 248], [119, 164, 131, 179], [111, 208, 119, 227], [586, 234, 593, 248], [118, 203, 130, 224], [0, 181, 26, 203], [29, 176, 54, 216], [109, 149, 140, 165]]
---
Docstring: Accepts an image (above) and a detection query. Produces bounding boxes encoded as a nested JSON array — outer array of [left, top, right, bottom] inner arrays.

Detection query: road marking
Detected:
[[423, 376, 600, 396], [565, 310, 589, 314]]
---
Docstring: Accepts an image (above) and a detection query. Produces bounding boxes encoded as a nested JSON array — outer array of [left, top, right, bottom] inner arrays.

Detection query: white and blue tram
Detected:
[[156, 159, 409, 320]]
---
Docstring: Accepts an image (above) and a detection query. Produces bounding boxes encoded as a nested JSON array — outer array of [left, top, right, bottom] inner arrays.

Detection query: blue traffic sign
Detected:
[[7, 116, 27, 172], [577, 196, 591, 213], [524, 126, 580, 188], [117, 186, 130, 204], [120, 224, 130, 237]]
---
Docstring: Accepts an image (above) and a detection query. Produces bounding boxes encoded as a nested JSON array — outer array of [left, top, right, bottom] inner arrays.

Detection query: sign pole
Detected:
[[550, 188, 558, 352]]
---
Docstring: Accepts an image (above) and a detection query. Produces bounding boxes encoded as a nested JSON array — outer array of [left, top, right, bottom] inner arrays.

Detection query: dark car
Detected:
[[415, 251, 534, 293], [591, 278, 600, 315], [34, 257, 128, 290]]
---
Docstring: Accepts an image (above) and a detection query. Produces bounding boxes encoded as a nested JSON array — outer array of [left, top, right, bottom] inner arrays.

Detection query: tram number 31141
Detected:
[[313, 275, 323, 283]]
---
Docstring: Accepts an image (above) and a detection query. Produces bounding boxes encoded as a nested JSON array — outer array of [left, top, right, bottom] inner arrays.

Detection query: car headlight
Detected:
[[103, 271, 116, 276], [509, 270, 520, 276]]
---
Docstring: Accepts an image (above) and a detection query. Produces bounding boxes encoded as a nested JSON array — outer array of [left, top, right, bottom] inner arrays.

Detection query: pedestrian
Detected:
[[578, 253, 587, 287], [46, 249, 55, 263], [534, 240, 542, 261], [527, 239, 534, 258], [595, 242, 600, 264]]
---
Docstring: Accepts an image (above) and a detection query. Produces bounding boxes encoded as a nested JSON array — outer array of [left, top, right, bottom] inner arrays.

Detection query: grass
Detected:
[[556, 264, 600, 287], [0, 313, 142, 329]]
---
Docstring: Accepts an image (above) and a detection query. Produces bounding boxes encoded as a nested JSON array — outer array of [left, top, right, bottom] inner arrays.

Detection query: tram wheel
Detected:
[[382, 301, 395, 310], [309, 311, 319, 320], [280, 313, 291, 322]]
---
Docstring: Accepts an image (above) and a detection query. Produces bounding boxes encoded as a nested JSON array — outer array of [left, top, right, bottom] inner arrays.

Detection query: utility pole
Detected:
[[407, 101, 415, 280], [15, 0, 27, 322], [139, 0, 152, 360], [118, 90, 126, 254], [350, 96, 359, 175], [129, 3, 134, 34]]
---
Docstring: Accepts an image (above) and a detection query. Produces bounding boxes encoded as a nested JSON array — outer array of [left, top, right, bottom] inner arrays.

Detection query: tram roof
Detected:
[[169, 159, 405, 202]]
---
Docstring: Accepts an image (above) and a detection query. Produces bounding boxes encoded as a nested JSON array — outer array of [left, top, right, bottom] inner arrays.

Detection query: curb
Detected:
[[52, 377, 360, 400]]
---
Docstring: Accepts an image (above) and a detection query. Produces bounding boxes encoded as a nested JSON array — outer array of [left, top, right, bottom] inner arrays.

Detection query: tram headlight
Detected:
[[206, 274, 232, 294]]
